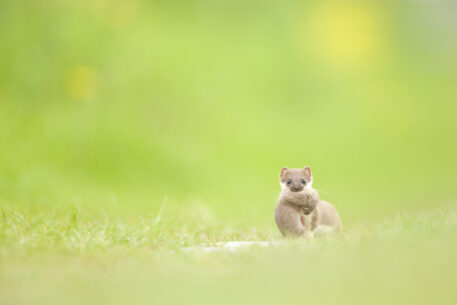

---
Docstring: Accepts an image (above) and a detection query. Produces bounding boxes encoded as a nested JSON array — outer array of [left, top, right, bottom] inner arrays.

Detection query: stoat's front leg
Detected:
[[301, 211, 315, 239], [300, 215, 305, 226]]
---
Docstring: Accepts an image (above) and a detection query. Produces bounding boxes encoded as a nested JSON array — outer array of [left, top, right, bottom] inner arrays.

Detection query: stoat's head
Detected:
[[279, 167, 313, 193]]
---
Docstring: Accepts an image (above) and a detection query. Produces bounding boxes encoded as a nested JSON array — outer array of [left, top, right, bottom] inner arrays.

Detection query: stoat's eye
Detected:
[[286, 179, 292, 184], [301, 179, 306, 184]]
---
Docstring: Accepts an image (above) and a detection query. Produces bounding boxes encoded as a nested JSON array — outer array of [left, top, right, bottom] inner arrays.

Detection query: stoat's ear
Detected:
[[280, 167, 289, 182], [303, 166, 312, 183]]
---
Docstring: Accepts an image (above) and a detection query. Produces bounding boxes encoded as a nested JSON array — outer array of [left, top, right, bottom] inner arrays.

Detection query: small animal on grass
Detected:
[[274, 167, 342, 238]]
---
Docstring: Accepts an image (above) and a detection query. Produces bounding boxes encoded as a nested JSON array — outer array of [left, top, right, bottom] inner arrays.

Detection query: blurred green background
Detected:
[[1, 0, 456, 227]]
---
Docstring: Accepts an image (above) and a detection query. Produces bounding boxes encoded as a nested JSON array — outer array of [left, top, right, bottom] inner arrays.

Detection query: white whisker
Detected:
[[313, 188, 336, 199]]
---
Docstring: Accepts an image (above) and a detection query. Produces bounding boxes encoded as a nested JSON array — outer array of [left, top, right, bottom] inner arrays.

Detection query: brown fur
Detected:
[[274, 167, 342, 237]]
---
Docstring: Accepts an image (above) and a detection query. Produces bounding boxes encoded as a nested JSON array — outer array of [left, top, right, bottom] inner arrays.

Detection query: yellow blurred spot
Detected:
[[65, 66, 98, 101], [301, 1, 388, 70], [110, 0, 138, 27], [82, 0, 140, 27]]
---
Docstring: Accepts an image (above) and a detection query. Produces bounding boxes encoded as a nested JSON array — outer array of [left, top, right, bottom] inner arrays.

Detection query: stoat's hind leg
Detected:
[[314, 225, 339, 238]]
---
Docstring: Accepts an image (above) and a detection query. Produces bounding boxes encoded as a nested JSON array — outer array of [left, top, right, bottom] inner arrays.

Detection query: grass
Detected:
[[0, 206, 271, 256], [1, 206, 457, 305]]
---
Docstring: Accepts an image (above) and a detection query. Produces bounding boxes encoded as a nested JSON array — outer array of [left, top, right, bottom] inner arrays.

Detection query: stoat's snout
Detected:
[[290, 185, 303, 192]]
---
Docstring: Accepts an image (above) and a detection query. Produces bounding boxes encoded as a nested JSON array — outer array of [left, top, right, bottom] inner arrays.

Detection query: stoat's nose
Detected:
[[291, 185, 302, 192]]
